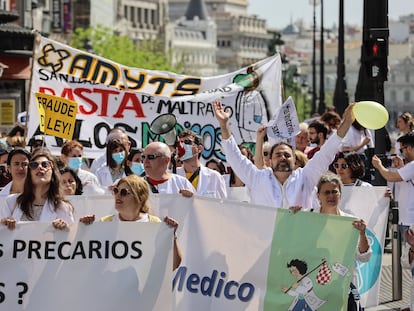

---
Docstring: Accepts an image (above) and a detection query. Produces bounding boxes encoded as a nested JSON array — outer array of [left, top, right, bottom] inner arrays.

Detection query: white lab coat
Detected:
[[221, 133, 343, 209], [0, 193, 74, 224], [176, 166, 227, 199]]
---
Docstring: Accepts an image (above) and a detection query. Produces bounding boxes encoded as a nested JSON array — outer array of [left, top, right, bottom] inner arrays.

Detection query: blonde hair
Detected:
[[117, 175, 151, 213], [9, 136, 26, 147], [294, 150, 308, 168]]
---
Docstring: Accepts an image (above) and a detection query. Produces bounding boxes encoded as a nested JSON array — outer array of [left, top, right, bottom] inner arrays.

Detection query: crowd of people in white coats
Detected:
[[0, 104, 413, 310]]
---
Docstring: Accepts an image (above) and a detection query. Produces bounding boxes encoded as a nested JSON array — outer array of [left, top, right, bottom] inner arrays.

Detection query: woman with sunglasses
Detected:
[[0, 150, 74, 230], [80, 174, 182, 270], [316, 172, 371, 311], [0, 148, 31, 195], [333, 152, 371, 187]]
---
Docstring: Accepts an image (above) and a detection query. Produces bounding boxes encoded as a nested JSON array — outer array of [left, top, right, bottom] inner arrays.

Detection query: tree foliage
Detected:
[[69, 24, 183, 72]]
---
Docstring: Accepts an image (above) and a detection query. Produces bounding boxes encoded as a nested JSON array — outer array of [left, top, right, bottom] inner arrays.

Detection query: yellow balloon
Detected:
[[353, 101, 389, 130]]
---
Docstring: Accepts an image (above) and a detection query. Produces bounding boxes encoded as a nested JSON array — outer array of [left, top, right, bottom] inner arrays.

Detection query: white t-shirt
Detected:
[[397, 161, 414, 225], [341, 126, 374, 154]]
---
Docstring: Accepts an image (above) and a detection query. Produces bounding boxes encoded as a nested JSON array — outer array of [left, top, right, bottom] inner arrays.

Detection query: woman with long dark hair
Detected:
[[0, 150, 74, 230], [96, 138, 128, 188]]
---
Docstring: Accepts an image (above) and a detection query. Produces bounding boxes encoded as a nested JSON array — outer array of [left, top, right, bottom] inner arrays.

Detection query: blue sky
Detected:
[[248, 0, 414, 29]]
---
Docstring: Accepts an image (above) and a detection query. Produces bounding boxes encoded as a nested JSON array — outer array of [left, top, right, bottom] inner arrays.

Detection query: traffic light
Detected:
[[363, 28, 389, 81]]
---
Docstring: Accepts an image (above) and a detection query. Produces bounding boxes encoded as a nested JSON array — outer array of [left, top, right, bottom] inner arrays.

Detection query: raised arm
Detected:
[[213, 101, 232, 139], [336, 103, 356, 138], [254, 125, 267, 169], [371, 155, 403, 182]]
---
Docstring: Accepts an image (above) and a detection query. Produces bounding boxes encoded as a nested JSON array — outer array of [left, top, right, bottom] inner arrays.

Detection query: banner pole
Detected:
[[391, 200, 402, 301], [25, 31, 40, 145]]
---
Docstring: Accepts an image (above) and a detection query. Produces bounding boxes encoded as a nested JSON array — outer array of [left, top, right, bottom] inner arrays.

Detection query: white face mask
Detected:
[[180, 144, 194, 161]]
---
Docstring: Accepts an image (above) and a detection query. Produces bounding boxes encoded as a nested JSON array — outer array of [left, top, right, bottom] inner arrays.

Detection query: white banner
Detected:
[[0, 222, 173, 311], [27, 36, 282, 159], [340, 186, 389, 307], [66, 194, 358, 310], [266, 96, 300, 144], [67, 189, 388, 308]]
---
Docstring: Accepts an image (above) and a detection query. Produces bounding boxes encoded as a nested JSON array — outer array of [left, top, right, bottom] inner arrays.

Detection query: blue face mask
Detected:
[[68, 157, 82, 171], [112, 151, 125, 165], [131, 162, 144, 176], [180, 144, 194, 161]]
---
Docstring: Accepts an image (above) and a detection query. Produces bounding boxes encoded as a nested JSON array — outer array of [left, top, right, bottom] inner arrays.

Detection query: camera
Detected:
[[376, 154, 394, 168]]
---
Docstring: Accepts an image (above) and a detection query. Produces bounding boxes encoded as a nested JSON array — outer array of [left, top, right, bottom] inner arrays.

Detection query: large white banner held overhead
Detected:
[[27, 36, 282, 159]]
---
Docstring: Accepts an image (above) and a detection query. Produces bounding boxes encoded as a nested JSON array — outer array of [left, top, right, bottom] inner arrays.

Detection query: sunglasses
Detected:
[[29, 161, 52, 169], [263, 151, 269, 156], [333, 163, 349, 169], [112, 187, 132, 197], [142, 154, 163, 160]]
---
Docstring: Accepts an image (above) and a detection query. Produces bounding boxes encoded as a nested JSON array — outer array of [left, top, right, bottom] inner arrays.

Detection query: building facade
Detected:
[[165, 0, 218, 76], [169, 0, 271, 74]]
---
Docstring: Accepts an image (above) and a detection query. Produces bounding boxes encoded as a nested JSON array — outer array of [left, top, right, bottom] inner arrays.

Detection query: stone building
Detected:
[[169, 0, 271, 74], [0, 7, 34, 134], [165, 0, 218, 76]]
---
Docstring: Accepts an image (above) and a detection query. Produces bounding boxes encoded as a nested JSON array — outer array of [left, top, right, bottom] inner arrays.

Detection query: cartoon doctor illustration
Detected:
[[283, 259, 326, 311], [233, 66, 268, 143]]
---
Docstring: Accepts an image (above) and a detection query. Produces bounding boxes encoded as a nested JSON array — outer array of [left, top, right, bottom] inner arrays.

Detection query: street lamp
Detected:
[[293, 68, 300, 107], [333, 0, 349, 115], [318, 0, 325, 115], [309, 0, 320, 115], [281, 54, 290, 99], [301, 80, 310, 119]]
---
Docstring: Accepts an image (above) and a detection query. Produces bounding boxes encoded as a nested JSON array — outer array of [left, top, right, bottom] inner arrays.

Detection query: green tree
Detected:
[[69, 24, 183, 72]]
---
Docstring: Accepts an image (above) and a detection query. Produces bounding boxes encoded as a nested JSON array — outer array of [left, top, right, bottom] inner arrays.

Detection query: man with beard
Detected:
[[307, 120, 328, 159], [213, 101, 355, 210]]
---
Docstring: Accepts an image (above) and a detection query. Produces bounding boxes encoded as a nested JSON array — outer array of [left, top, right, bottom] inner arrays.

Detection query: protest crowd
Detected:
[[0, 100, 413, 310], [0, 38, 413, 310]]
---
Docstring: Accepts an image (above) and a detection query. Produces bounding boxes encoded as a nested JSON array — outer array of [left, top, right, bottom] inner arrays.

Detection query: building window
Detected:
[[138, 8, 141, 24], [130, 6, 135, 22], [404, 90, 410, 102], [406, 72, 410, 83], [144, 8, 148, 24]]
